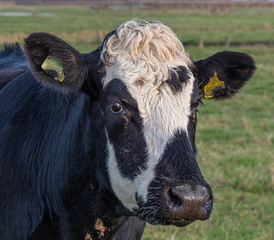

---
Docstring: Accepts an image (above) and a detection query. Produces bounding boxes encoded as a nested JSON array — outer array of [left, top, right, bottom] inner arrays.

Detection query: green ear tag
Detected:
[[41, 56, 65, 82], [204, 72, 225, 98]]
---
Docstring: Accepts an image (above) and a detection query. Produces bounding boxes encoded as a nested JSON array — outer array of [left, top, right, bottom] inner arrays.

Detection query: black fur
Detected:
[[0, 43, 27, 90], [166, 66, 191, 93]]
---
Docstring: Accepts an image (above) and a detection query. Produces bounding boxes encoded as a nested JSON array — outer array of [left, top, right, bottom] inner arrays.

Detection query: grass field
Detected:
[[0, 5, 273, 240]]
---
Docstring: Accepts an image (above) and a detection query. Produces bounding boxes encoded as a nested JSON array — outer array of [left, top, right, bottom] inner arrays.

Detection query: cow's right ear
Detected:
[[24, 32, 88, 92]]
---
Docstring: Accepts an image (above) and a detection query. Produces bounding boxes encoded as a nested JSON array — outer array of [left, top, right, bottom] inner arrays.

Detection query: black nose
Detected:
[[165, 183, 212, 221]]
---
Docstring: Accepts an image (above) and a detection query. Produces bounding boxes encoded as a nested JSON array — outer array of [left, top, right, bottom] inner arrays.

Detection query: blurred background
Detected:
[[0, 0, 273, 239]]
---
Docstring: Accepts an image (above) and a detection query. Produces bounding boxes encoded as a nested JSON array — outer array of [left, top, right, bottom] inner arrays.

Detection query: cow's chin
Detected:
[[158, 219, 194, 227]]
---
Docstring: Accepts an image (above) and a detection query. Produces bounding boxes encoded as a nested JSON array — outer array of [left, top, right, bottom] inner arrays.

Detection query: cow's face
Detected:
[[100, 21, 211, 226], [102, 78, 207, 226], [24, 20, 255, 227]]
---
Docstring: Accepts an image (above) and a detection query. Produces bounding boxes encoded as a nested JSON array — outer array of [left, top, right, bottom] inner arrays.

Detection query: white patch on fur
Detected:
[[106, 136, 138, 210], [102, 20, 194, 210]]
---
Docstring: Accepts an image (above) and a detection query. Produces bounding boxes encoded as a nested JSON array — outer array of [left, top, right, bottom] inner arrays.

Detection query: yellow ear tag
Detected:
[[41, 56, 65, 82], [204, 72, 225, 98]]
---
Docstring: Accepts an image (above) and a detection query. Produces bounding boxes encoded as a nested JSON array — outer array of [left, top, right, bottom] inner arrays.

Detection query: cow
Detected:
[[0, 19, 256, 240]]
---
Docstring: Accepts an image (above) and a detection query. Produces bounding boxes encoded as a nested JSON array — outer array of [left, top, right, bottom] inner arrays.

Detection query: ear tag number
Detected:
[[41, 56, 65, 82], [204, 72, 225, 98]]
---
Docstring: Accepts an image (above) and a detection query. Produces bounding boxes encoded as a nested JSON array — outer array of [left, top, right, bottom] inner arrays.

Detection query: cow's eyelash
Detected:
[[120, 99, 138, 111], [191, 99, 203, 110]]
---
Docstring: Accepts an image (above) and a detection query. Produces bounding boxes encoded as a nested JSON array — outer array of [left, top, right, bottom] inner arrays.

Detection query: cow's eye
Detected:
[[110, 102, 124, 114]]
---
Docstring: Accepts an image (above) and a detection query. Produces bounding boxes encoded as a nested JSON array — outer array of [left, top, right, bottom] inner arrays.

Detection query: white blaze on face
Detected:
[[102, 20, 195, 211]]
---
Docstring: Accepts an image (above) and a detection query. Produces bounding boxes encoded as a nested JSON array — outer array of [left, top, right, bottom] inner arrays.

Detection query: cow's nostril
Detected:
[[167, 187, 183, 211]]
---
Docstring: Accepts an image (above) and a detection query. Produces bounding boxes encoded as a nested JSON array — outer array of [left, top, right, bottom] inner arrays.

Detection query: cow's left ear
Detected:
[[194, 51, 256, 99], [24, 32, 88, 92]]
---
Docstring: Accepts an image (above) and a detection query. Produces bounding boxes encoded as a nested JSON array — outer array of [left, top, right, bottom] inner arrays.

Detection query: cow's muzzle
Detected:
[[135, 181, 213, 227], [164, 182, 213, 222]]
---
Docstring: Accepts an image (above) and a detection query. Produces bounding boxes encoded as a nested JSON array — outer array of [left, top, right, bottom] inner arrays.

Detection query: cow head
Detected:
[[24, 20, 255, 227]]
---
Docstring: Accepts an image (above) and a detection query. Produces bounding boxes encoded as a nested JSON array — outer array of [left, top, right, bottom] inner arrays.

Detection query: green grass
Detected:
[[0, 6, 273, 47], [0, 5, 273, 240]]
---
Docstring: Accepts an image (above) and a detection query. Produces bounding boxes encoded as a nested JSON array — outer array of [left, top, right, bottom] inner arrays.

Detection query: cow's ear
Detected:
[[24, 32, 88, 92], [194, 51, 256, 99]]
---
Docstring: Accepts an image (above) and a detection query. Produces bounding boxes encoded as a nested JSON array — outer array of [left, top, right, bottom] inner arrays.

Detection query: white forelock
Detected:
[[103, 19, 195, 211]]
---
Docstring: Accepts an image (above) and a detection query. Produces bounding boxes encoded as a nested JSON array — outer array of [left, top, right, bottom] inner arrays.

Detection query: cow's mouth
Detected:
[[162, 219, 194, 227], [136, 213, 194, 227], [151, 218, 195, 227]]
